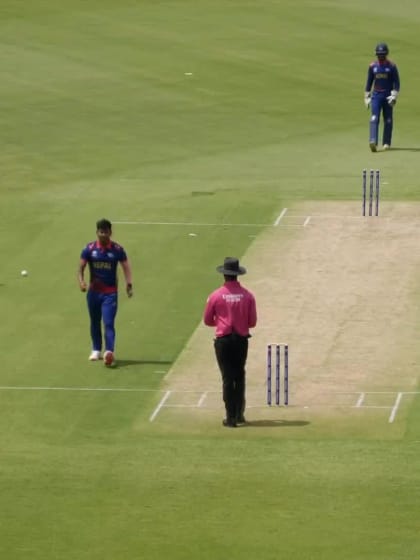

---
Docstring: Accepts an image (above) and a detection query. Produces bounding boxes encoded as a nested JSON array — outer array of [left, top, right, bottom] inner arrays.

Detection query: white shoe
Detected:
[[383, 144, 390, 150], [103, 350, 115, 367], [89, 350, 101, 361], [369, 142, 377, 152]]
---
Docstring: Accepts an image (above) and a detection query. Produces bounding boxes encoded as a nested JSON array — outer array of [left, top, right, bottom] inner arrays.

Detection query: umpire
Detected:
[[203, 257, 257, 427]]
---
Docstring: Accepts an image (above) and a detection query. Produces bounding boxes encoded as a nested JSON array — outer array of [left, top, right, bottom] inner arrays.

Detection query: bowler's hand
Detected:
[[126, 283, 133, 298], [364, 92, 371, 109], [79, 281, 87, 292]]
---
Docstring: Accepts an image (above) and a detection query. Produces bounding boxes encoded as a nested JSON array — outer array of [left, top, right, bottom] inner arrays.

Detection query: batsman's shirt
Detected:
[[80, 241, 127, 294], [203, 280, 257, 337]]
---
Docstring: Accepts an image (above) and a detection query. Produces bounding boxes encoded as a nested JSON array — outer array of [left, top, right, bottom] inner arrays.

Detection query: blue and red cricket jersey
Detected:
[[365, 59, 400, 94], [80, 241, 128, 294]]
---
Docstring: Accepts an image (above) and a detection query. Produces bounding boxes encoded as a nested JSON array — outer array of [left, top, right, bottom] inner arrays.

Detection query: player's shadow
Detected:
[[244, 419, 310, 428], [387, 147, 420, 152], [115, 359, 172, 368]]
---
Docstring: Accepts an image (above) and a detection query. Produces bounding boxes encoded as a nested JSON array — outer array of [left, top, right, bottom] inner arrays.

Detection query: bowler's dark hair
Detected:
[[96, 218, 112, 231]]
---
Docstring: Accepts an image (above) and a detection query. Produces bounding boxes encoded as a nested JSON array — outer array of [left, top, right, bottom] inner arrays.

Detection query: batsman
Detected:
[[364, 43, 400, 152]]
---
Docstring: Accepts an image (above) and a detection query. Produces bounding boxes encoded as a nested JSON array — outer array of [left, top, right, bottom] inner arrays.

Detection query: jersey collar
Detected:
[[95, 240, 112, 250]]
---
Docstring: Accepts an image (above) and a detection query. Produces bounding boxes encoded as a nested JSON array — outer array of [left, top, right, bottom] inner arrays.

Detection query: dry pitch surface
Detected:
[[155, 202, 420, 432]]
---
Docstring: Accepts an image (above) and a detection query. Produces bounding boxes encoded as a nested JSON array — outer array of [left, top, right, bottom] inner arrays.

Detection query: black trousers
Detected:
[[214, 334, 249, 421]]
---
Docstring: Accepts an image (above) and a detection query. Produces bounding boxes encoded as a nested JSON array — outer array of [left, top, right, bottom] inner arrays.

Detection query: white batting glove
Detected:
[[386, 90, 398, 106], [364, 92, 371, 109]]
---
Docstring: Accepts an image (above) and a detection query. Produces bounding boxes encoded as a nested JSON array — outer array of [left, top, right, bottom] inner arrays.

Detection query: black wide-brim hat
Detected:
[[216, 257, 247, 276]]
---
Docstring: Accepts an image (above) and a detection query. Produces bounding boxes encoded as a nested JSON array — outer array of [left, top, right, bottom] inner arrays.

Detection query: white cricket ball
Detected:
[[21, 270, 28, 277]]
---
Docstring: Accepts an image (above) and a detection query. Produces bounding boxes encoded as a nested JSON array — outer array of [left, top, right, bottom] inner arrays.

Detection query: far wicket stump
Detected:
[[362, 169, 380, 216]]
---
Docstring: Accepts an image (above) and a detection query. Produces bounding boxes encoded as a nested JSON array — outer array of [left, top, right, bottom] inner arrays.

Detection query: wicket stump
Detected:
[[266, 343, 289, 406], [362, 169, 380, 216]]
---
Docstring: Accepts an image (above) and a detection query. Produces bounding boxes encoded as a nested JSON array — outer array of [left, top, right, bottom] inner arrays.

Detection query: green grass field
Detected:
[[1, 1, 420, 558]]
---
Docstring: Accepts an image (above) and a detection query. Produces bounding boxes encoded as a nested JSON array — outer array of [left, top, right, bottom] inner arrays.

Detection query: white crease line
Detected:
[[113, 216, 420, 227], [0, 385, 217, 394], [303, 216, 311, 227], [0, 385, 152, 393], [355, 393, 365, 407], [273, 208, 288, 226], [114, 221, 270, 227], [286, 214, 420, 222], [113, 216, 306, 229], [1, 387, 418, 397], [149, 390, 171, 422], [389, 392, 403, 423], [245, 404, 394, 410], [197, 392, 208, 407]]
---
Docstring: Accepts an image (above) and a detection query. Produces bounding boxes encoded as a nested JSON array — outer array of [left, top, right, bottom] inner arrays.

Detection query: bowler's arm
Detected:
[[121, 259, 133, 297], [78, 259, 87, 292]]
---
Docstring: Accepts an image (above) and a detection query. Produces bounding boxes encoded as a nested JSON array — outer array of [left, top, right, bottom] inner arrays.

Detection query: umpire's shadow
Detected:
[[245, 419, 310, 428]]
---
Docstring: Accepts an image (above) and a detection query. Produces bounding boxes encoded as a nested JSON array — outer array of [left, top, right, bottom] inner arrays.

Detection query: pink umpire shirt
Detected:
[[203, 280, 257, 337]]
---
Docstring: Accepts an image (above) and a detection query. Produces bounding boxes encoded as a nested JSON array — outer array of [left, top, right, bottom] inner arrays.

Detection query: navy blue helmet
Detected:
[[375, 43, 389, 56]]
